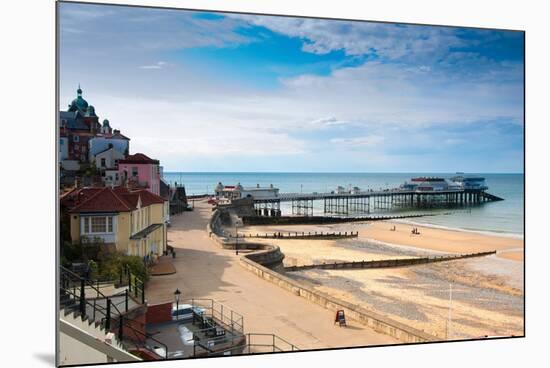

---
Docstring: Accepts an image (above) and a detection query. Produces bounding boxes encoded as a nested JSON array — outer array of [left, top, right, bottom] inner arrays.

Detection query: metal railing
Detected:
[[245, 333, 299, 353], [120, 264, 146, 305], [192, 333, 299, 356], [60, 266, 167, 359], [185, 299, 244, 335]]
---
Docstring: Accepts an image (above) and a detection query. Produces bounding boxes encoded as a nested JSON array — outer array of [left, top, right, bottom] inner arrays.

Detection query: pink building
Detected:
[[118, 153, 161, 195]]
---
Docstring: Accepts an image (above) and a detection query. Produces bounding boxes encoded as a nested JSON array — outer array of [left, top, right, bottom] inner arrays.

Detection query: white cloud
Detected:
[[139, 61, 168, 69], [330, 135, 385, 147], [231, 14, 465, 60]]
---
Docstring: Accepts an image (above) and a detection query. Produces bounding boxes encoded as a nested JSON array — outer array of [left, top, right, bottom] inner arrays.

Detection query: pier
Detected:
[[253, 189, 503, 216]]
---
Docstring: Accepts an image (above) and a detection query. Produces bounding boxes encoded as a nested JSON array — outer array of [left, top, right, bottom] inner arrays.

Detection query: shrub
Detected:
[[96, 252, 150, 282]]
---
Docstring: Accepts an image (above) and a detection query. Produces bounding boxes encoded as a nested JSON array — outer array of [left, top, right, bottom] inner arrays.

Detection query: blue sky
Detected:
[[59, 3, 524, 173]]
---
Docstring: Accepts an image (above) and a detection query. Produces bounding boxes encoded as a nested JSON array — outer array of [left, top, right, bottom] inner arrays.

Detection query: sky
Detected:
[[59, 3, 524, 173]]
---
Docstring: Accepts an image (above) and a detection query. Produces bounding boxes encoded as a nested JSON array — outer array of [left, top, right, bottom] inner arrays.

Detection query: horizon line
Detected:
[[162, 171, 524, 175]]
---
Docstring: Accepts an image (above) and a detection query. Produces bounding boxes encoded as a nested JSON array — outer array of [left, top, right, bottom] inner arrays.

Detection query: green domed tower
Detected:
[[68, 85, 89, 113]]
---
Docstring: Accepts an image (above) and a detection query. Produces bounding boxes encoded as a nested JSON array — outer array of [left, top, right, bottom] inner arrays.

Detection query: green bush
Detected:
[[96, 252, 150, 282]]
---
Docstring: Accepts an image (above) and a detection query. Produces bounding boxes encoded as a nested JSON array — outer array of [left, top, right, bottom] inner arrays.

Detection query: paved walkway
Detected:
[[150, 256, 177, 276], [146, 200, 398, 350]]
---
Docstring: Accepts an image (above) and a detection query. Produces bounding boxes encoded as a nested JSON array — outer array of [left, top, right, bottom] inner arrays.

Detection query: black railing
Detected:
[[60, 266, 167, 359], [193, 333, 299, 357], [120, 265, 146, 305]]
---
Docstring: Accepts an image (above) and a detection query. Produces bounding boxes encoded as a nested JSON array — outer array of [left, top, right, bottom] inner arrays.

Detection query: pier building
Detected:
[[215, 183, 279, 200]]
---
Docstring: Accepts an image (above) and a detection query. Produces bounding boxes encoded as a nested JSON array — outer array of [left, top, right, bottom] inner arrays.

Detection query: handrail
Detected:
[[60, 266, 167, 359]]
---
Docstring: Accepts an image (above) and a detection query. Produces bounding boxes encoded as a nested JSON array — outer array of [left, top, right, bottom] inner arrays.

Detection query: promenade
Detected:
[[145, 200, 398, 350]]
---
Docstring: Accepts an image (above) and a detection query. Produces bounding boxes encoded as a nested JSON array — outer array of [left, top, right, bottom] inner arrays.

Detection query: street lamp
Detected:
[[174, 288, 181, 320], [235, 223, 239, 255]]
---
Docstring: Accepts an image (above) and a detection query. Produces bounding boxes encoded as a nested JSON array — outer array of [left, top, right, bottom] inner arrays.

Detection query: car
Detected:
[[171, 303, 205, 321]]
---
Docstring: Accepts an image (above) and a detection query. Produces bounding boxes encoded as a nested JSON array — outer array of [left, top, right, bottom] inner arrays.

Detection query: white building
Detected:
[[88, 131, 129, 162], [241, 184, 279, 199], [94, 146, 125, 171], [215, 182, 279, 200]]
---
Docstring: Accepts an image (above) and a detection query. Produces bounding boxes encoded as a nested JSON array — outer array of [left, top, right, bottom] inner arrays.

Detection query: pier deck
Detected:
[[253, 188, 503, 216]]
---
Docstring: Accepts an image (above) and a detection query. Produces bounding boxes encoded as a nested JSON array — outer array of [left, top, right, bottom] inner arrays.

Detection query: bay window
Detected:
[[82, 216, 115, 234]]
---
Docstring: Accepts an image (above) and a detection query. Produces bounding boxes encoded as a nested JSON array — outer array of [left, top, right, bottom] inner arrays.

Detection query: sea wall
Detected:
[[208, 208, 285, 271]]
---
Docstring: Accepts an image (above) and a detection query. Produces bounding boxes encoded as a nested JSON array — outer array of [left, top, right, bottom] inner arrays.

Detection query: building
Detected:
[[92, 146, 126, 186], [61, 186, 169, 258], [118, 153, 161, 196], [88, 126, 130, 162], [59, 86, 128, 170], [59, 86, 101, 167], [400, 177, 463, 192], [450, 176, 488, 190], [215, 182, 279, 200]]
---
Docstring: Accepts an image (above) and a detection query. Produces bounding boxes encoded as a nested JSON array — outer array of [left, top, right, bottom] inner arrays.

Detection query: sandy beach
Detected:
[[238, 219, 524, 339], [241, 220, 524, 261]]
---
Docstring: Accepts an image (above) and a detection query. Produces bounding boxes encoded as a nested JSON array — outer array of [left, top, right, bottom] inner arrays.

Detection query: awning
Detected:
[[130, 223, 163, 240]]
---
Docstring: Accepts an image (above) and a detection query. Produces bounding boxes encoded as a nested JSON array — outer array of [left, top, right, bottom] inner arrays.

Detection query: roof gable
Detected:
[[119, 153, 159, 165], [68, 187, 133, 213]]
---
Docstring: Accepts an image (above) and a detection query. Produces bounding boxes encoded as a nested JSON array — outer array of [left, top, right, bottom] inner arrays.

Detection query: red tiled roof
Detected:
[[61, 187, 103, 209], [63, 186, 165, 214], [119, 153, 159, 165], [132, 189, 166, 206], [68, 187, 133, 213]]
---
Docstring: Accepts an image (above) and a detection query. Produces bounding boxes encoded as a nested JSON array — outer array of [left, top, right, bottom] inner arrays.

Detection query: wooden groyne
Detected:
[[242, 212, 446, 226], [245, 231, 359, 240], [284, 250, 497, 272]]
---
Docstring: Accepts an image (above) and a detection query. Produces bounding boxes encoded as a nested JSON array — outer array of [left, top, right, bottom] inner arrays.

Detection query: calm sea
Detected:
[[163, 172, 524, 237]]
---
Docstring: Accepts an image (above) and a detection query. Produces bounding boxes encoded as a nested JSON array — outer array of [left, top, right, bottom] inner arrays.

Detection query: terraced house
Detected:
[[61, 186, 169, 257]]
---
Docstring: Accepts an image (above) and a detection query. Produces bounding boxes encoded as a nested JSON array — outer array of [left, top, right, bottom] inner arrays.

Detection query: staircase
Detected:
[[59, 266, 167, 364]]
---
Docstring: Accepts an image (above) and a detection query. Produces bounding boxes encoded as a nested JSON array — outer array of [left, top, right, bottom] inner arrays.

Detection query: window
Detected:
[[91, 217, 107, 233], [100, 158, 106, 168], [60, 139, 64, 145], [132, 167, 138, 177], [82, 216, 114, 234], [73, 135, 80, 142]]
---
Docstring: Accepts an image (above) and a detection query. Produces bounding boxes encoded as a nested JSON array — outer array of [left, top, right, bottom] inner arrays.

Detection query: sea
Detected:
[[162, 172, 524, 238]]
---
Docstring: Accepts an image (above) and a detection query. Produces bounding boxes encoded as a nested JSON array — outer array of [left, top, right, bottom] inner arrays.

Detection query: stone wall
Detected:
[[208, 209, 285, 270]]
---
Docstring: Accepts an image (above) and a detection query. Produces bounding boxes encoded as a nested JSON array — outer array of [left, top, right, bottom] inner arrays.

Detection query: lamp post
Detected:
[[235, 224, 239, 255], [445, 283, 453, 340], [174, 288, 181, 321]]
